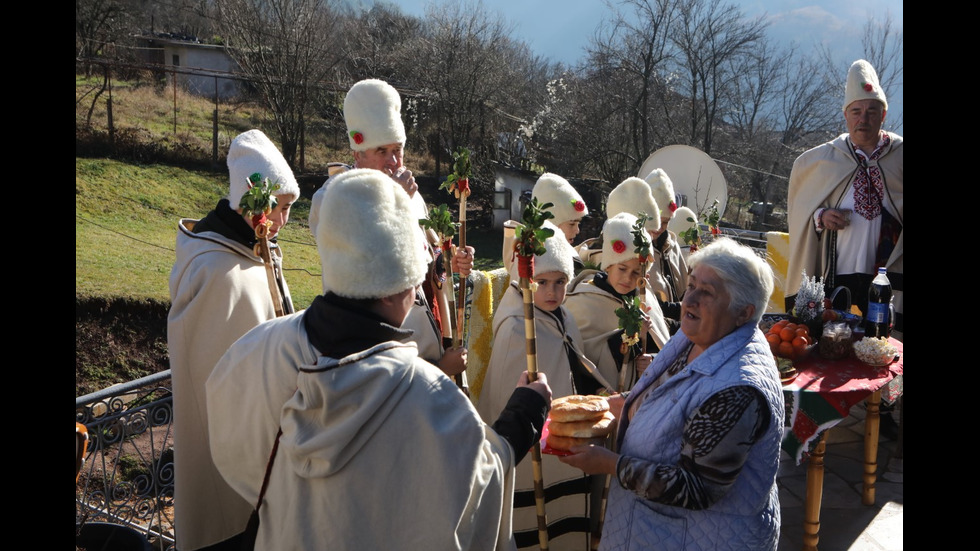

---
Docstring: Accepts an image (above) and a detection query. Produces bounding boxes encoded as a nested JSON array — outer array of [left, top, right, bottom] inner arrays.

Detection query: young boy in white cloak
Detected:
[[479, 220, 608, 550], [206, 168, 552, 550], [565, 212, 673, 391], [167, 129, 299, 551]]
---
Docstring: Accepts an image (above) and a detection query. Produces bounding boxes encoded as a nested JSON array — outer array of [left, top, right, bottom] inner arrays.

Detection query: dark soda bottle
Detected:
[[864, 267, 892, 338]]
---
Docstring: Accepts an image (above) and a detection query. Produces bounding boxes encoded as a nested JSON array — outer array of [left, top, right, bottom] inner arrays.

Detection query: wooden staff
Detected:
[[241, 173, 285, 317], [420, 203, 468, 393], [594, 217, 650, 548], [253, 222, 285, 317], [441, 148, 473, 394], [514, 198, 554, 551], [454, 184, 469, 348]]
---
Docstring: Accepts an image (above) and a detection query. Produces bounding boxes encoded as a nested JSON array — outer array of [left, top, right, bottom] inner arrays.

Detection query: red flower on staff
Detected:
[[638, 254, 648, 263], [350, 131, 364, 145], [572, 199, 585, 212], [710, 226, 720, 236], [669, 201, 677, 213], [863, 82, 873, 92], [612, 240, 626, 254]]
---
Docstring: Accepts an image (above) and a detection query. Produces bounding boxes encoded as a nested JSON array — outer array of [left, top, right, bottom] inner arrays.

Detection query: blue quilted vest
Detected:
[[600, 323, 784, 551]]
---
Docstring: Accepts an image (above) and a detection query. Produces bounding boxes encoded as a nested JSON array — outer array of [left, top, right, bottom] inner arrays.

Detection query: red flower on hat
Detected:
[[863, 82, 873, 92], [350, 131, 364, 145], [612, 240, 626, 254], [572, 199, 586, 212], [668, 201, 677, 212]]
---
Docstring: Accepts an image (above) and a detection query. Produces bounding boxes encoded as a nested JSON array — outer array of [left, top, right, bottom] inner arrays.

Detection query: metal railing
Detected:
[[76, 370, 176, 551]]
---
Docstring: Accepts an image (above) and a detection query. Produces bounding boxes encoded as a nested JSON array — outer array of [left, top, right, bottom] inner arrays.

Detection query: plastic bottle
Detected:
[[864, 267, 892, 338]]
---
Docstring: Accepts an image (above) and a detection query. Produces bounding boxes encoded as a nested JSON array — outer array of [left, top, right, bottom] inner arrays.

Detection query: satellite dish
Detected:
[[637, 145, 728, 219]]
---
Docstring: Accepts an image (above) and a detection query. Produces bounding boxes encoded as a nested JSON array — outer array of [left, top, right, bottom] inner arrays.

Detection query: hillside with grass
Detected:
[[76, 79, 505, 392]]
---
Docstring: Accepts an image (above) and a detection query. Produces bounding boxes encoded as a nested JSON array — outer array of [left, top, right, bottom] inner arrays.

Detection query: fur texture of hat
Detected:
[[643, 168, 678, 220], [316, 168, 428, 299], [668, 206, 699, 236], [226, 129, 299, 208], [532, 173, 588, 225], [606, 177, 661, 232], [507, 220, 574, 283], [601, 212, 650, 273], [344, 79, 407, 151], [843, 59, 888, 112]]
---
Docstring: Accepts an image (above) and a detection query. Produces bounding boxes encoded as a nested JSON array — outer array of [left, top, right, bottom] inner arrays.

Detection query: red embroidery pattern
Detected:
[[853, 134, 890, 220]]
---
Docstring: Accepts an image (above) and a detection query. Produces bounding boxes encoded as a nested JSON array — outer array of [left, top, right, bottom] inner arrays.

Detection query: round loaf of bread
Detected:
[[546, 433, 607, 452], [550, 395, 609, 422], [549, 411, 615, 438]]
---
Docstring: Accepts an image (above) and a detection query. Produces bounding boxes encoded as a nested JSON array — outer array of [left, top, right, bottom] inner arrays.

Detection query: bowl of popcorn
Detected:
[[852, 337, 899, 367]]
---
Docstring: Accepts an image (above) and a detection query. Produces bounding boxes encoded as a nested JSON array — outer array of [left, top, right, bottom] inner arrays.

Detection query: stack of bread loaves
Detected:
[[546, 395, 616, 451]]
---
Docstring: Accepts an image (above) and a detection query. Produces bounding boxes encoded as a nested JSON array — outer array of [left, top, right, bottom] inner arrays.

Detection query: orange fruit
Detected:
[[784, 322, 798, 332], [796, 325, 809, 336], [779, 327, 796, 342], [793, 340, 807, 355], [777, 341, 795, 359], [772, 320, 789, 332], [766, 333, 781, 350], [792, 335, 808, 348]]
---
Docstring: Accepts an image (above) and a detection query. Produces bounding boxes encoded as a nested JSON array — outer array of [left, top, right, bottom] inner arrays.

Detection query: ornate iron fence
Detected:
[[76, 370, 175, 550]]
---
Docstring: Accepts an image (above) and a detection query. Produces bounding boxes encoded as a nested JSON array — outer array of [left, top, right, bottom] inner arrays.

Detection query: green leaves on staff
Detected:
[[616, 296, 644, 348], [514, 198, 555, 257], [238, 172, 280, 218], [440, 147, 473, 197], [631, 213, 653, 261], [419, 203, 458, 240]]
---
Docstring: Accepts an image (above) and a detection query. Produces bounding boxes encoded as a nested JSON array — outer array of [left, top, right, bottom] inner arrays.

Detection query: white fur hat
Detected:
[[601, 212, 650, 272], [644, 168, 678, 220], [226, 129, 300, 208], [316, 168, 428, 299], [843, 59, 888, 112], [668, 206, 699, 235], [606, 177, 661, 232], [344, 79, 407, 151], [532, 173, 588, 225]]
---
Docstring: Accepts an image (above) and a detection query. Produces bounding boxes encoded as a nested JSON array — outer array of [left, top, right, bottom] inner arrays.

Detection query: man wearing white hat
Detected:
[[786, 59, 903, 341], [206, 168, 551, 550], [310, 79, 474, 377], [168, 129, 300, 550]]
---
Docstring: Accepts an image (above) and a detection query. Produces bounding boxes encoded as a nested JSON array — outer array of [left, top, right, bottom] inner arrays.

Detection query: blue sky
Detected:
[[360, 0, 902, 132]]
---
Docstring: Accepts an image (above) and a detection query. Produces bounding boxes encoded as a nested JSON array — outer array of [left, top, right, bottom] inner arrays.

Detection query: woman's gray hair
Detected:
[[687, 237, 774, 324]]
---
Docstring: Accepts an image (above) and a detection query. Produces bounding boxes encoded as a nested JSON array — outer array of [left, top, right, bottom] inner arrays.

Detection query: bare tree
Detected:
[[670, 0, 767, 153], [76, 0, 132, 70], [407, 1, 541, 177], [862, 12, 903, 133], [213, 0, 343, 168]]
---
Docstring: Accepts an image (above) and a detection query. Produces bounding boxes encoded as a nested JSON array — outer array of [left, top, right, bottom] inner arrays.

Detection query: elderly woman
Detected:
[[560, 237, 784, 550]]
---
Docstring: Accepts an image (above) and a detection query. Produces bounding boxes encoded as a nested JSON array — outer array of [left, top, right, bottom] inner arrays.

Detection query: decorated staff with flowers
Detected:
[[167, 129, 299, 551], [565, 212, 672, 393], [206, 168, 552, 551], [309, 79, 474, 379], [510, 197, 558, 551]]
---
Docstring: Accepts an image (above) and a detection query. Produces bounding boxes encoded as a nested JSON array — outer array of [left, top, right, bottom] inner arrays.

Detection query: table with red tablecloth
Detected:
[[780, 337, 903, 551]]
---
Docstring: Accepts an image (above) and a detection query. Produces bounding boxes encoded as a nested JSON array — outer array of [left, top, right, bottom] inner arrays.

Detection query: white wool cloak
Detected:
[[207, 317, 517, 551], [649, 231, 690, 303], [564, 270, 671, 391], [167, 218, 293, 550]]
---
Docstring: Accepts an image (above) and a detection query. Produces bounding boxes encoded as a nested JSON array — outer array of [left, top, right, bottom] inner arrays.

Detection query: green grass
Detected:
[[76, 158, 505, 310]]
